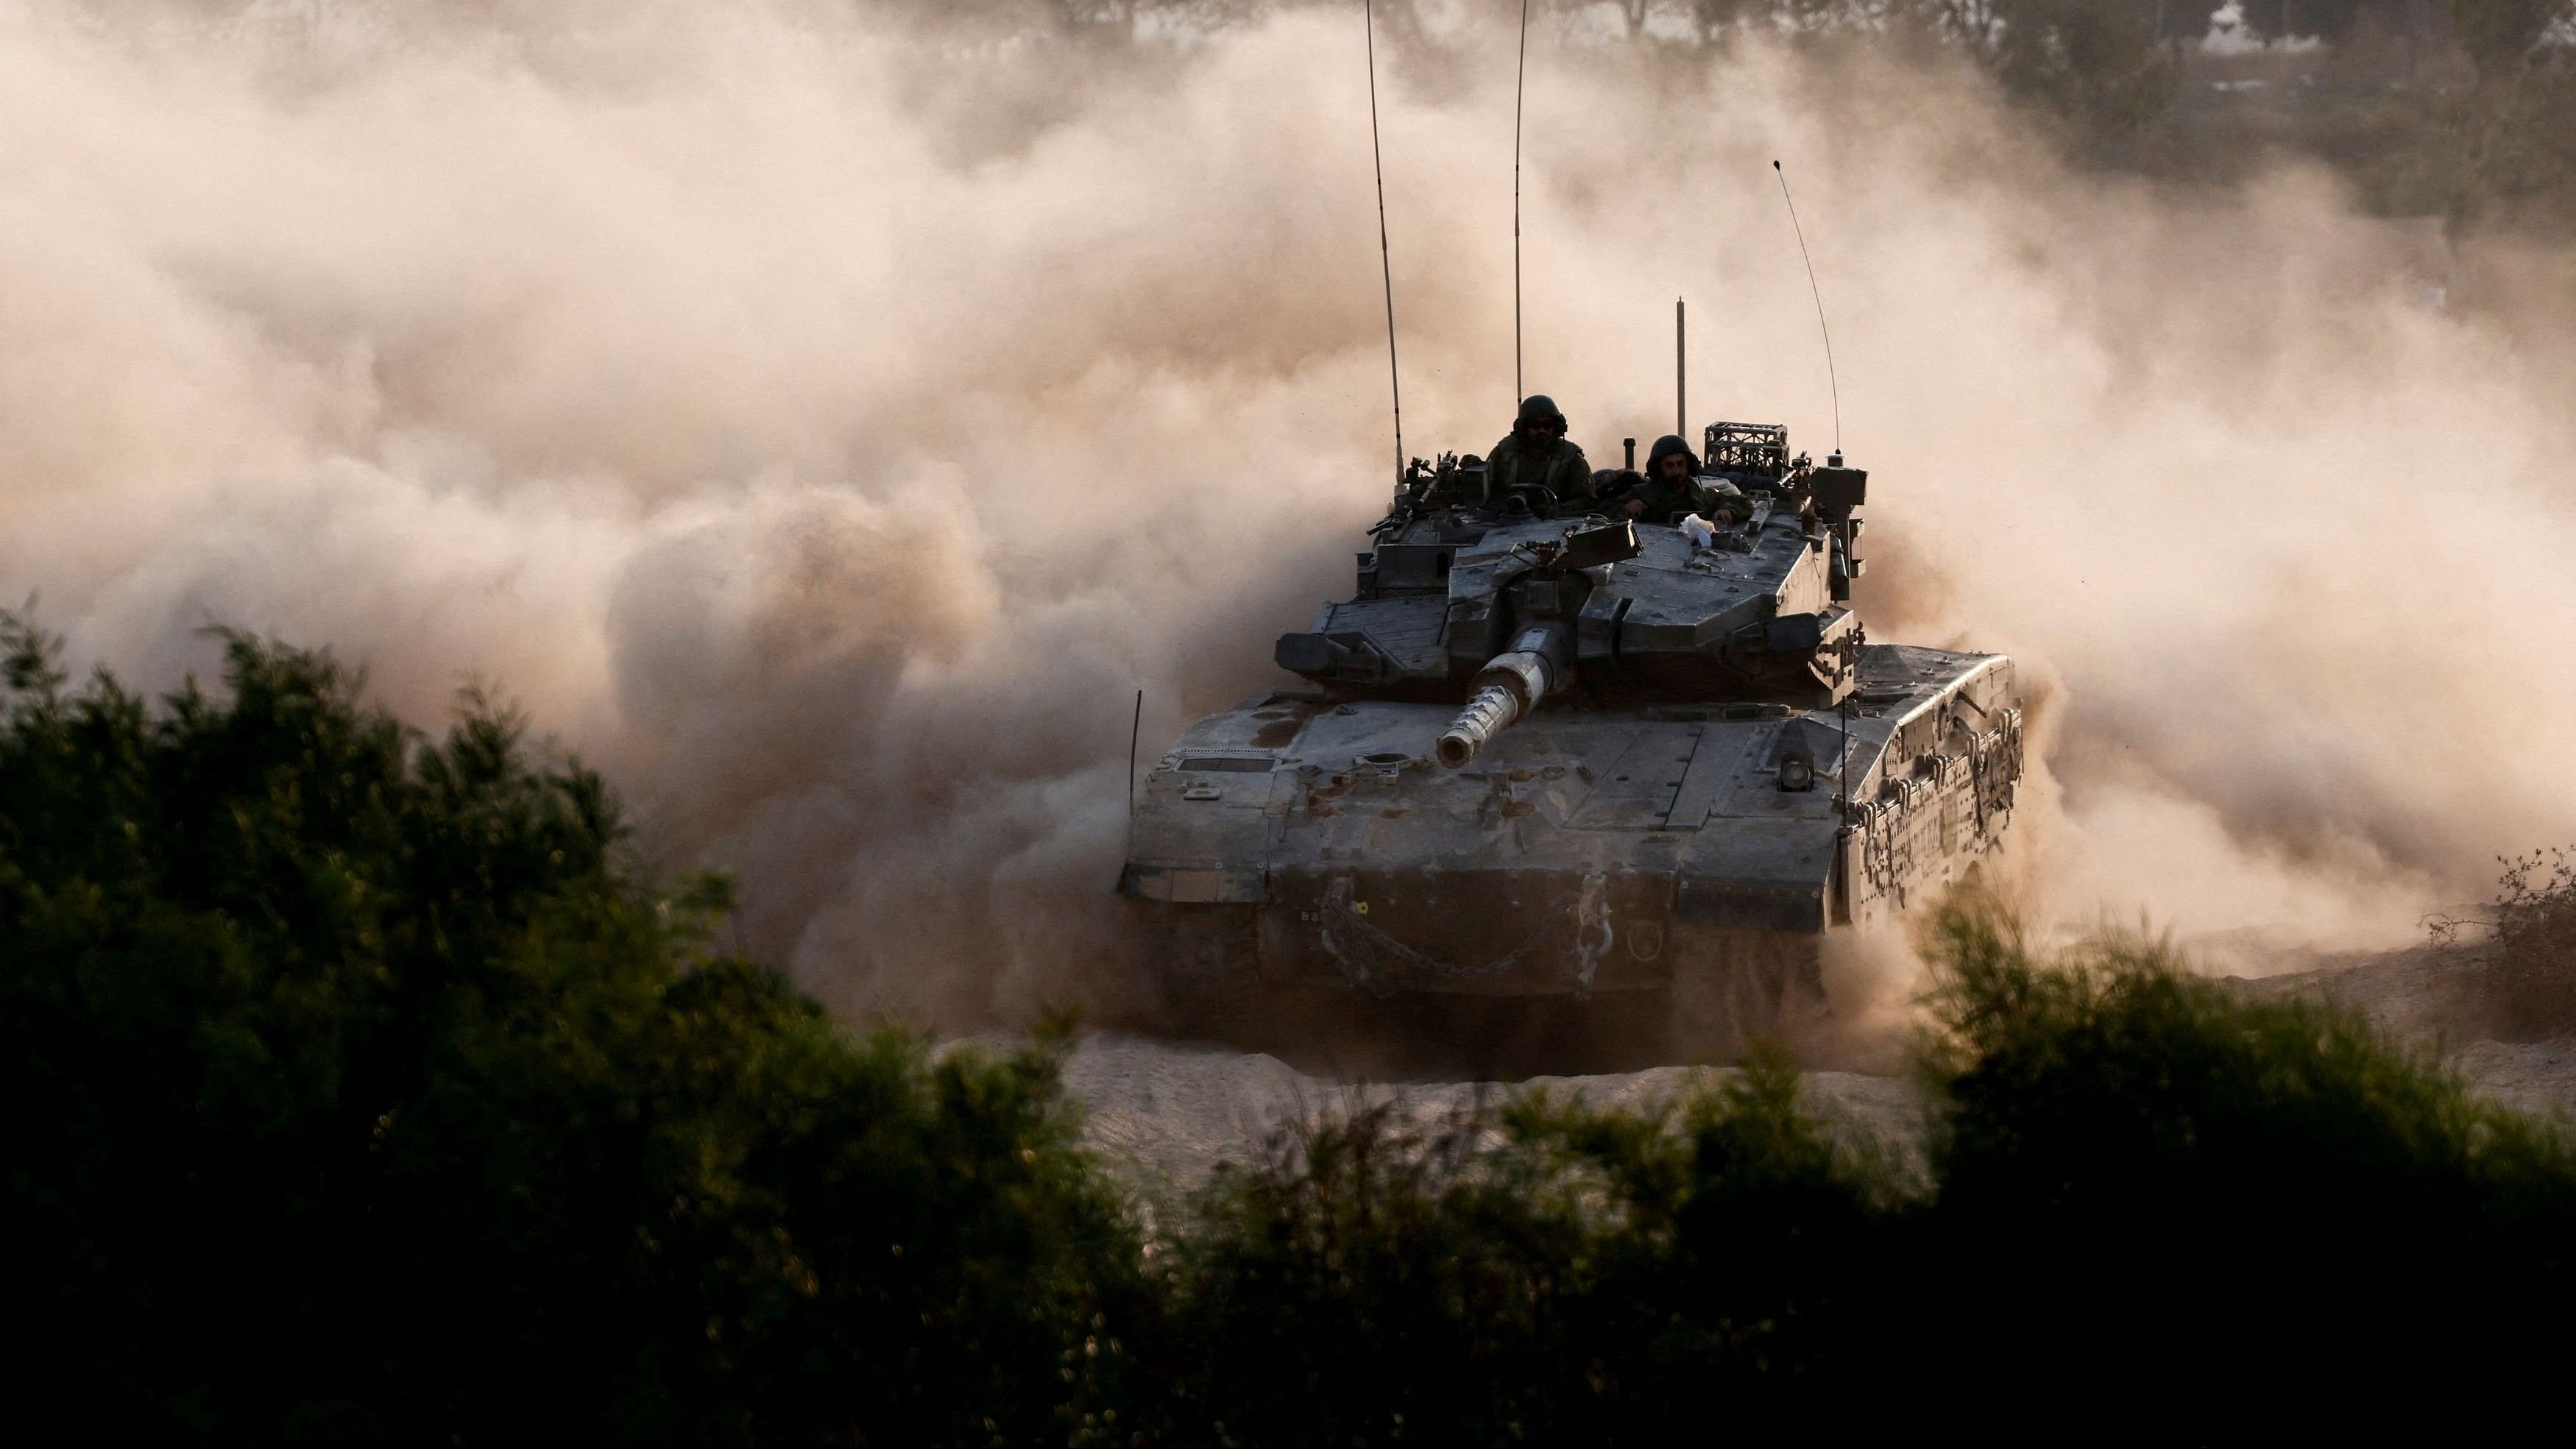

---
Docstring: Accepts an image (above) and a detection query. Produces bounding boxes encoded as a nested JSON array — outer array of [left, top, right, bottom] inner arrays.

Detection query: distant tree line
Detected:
[[6, 617, 2575, 1442], [906, 0, 2576, 223]]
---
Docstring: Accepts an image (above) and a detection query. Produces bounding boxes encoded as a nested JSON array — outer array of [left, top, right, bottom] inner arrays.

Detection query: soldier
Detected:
[[1618, 434, 1721, 523], [1485, 395, 1592, 506]]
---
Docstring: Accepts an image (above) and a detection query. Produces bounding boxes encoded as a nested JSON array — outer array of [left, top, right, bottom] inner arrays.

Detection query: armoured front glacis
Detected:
[[1124, 698, 1844, 996]]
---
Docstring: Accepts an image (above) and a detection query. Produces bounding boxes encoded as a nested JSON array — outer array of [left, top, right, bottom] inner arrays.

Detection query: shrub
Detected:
[[1167, 887, 2576, 1432], [2480, 845, 2576, 1036], [1916, 885, 2576, 1415], [0, 616, 1147, 1446], [1167, 1055, 1904, 1445]]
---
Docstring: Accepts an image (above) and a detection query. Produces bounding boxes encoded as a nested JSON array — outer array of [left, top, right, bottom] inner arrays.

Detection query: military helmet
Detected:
[[1516, 394, 1566, 429], [1646, 433, 1696, 471]]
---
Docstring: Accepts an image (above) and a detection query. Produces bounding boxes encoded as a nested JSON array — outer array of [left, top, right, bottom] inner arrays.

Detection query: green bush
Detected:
[[1168, 1054, 1905, 1444], [1914, 887, 2576, 1415], [0, 617, 1148, 1445], [1170, 888, 2576, 1433]]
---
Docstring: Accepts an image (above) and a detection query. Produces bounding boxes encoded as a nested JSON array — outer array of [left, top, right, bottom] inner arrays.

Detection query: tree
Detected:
[[2452, 0, 2573, 69], [0, 617, 1151, 1445], [2234, 0, 2404, 41], [1928, 0, 2185, 135], [2451, 0, 2576, 224]]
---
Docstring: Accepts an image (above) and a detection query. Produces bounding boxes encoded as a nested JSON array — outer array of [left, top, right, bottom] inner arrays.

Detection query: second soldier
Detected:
[[1485, 394, 1593, 509]]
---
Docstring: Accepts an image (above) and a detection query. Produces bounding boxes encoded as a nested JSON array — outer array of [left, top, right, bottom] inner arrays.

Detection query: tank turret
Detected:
[[1274, 437, 1860, 726]]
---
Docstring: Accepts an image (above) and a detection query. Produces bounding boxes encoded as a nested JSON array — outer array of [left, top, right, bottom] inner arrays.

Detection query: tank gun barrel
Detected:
[[1436, 682, 1521, 769], [1435, 627, 1569, 769]]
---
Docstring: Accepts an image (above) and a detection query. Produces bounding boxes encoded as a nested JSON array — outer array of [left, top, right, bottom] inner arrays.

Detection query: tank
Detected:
[[1119, 421, 2025, 1061]]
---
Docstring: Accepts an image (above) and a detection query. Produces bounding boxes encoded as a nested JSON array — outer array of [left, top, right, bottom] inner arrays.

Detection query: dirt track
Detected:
[[1057, 1036, 1923, 1186], [1047, 946, 2576, 1184]]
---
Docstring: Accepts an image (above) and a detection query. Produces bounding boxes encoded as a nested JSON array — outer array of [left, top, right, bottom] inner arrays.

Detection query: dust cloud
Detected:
[[4, 0, 2572, 1027]]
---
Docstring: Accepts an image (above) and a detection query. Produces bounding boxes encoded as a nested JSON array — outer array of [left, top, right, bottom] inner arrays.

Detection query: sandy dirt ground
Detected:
[[1057, 1038, 1925, 1187], [1043, 946, 2576, 1186], [2232, 944, 2576, 1121]]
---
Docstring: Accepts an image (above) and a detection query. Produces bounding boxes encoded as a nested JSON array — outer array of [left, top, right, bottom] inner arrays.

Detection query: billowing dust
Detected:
[[7, 0, 2575, 1035]]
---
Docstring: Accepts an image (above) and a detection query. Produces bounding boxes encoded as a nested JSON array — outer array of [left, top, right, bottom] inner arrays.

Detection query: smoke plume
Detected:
[[6, 0, 2573, 1024]]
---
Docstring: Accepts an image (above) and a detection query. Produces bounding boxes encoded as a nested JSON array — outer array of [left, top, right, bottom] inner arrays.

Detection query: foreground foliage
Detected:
[[7, 618, 2575, 1441], [0, 618, 1145, 1445], [1917, 896, 2576, 1416], [1172, 892, 2576, 1438], [1169, 1053, 1903, 1443]]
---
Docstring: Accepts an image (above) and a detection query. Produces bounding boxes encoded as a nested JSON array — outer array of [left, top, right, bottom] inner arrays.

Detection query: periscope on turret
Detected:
[[1119, 417, 2023, 1059]]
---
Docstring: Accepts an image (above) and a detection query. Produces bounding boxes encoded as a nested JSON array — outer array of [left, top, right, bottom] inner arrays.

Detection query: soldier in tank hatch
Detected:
[[1485, 394, 1593, 506], [1616, 434, 1735, 524]]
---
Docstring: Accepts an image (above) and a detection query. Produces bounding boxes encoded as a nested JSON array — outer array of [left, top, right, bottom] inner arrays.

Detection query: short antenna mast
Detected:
[[1512, 0, 1531, 403], [1772, 160, 1841, 455], [1675, 296, 1686, 441], [1365, 0, 1404, 483]]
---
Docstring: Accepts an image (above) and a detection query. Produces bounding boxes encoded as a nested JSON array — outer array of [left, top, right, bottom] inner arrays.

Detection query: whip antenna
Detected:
[[1772, 160, 1840, 453], [1365, 0, 1404, 482], [1513, 0, 1529, 403]]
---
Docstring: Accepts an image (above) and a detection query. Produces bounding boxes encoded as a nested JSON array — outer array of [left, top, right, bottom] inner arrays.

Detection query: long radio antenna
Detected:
[[1772, 160, 1841, 454], [1512, 0, 1530, 404], [1365, 0, 1403, 482]]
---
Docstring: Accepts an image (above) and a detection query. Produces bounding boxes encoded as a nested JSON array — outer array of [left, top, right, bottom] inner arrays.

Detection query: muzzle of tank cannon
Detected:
[[1435, 681, 1524, 769], [1437, 622, 1571, 768]]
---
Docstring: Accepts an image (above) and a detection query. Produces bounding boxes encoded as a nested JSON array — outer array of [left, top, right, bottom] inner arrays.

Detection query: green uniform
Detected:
[[1484, 433, 1593, 505], [1624, 469, 1719, 522], [1621, 436, 1730, 523]]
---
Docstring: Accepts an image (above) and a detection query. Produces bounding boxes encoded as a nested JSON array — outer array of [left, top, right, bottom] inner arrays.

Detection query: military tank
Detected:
[[1119, 421, 2023, 1060]]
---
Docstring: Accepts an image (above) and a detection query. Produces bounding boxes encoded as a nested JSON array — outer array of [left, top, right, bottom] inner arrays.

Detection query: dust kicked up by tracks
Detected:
[[7, 1, 2576, 1052]]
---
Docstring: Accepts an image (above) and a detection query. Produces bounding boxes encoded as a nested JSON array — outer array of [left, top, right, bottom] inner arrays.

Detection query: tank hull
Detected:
[[1122, 642, 2023, 1044]]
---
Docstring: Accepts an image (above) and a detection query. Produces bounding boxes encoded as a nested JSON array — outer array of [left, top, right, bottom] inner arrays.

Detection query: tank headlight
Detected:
[[1778, 756, 1816, 793]]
